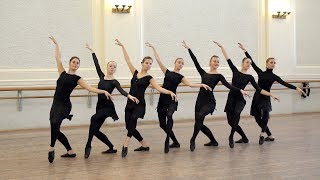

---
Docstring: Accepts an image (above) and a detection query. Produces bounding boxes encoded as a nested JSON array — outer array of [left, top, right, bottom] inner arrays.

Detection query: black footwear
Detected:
[[235, 138, 249, 143], [48, 151, 55, 163], [229, 138, 234, 149], [169, 142, 180, 148], [61, 153, 76, 158], [134, 146, 150, 151], [190, 139, 195, 151], [164, 139, 169, 154], [102, 149, 117, 154], [121, 146, 128, 157], [265, 137, 275, 141], [84, 147, 91, 159], [204, 141, 219, 146], [259, 136, 265, 145]]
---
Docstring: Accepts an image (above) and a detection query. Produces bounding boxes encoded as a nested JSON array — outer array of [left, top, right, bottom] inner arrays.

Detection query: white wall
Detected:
[[0, 0, 319, 130]]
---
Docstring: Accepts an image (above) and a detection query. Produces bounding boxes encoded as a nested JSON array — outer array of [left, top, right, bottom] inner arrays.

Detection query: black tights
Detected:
[[50, 119, 72, 151], [226, 101, 248, 140], [191, 105, 217, 142], [158, 108, 178, 144], [125, 110, 143, 142], [254, 108, 272, 136], [85, 111, 114, 149]]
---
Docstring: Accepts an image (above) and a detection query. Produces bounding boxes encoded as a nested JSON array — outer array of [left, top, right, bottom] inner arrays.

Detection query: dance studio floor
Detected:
[[1, 113, 320, 179]]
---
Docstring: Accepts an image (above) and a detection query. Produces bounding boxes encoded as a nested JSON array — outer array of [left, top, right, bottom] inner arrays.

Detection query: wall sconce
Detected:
[[112, 5, 132, 13], [272, 11, 291, 19]]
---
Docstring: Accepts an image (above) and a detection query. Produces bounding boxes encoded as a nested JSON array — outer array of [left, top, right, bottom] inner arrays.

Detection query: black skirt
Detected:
[[49, 100, 72, 123], [250, 92, 272, 116]]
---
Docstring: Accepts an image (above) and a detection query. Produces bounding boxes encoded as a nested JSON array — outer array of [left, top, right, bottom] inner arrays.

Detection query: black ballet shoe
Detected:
[[102, 148, 117, 154], [164, 140, 169, 154], [67, 114, 73, 121], [169, 142, 180, 148], [265, 137, 275, 141], [204, 141, 219, 147], [235, 138, 249, 143], [84, 147, 91, 159], [48, 151, 55, 163], [61, 153, 76, 158], [259, 136, 265, 145], [134, 146, 150, 151], [190, 139, 196, 151], [229, 138, 234, 149], [121, 146, 128, 158]]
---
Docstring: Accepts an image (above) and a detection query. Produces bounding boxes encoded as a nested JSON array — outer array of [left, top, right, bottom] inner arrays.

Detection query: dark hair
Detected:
[[210, 55, 219, 63], [174, 58, 183, 63], [141, 56, 153, 63], [69, 56, 80, 63], [266, 57, 275, 63], [242, 57, 251, 63]]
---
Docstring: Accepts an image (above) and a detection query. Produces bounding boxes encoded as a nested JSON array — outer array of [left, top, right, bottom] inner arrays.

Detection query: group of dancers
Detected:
[[47, 36, 305, 163]]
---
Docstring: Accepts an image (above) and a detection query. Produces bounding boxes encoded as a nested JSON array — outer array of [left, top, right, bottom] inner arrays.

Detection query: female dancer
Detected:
[[84, 44, 139, 159], [182, 41, 250, 151], [238, 43, 305, 145], [146, 42, 212, 153], [213, 41, 279, 148], [48, 36, 112, 163], [115, 39, 177, 157]]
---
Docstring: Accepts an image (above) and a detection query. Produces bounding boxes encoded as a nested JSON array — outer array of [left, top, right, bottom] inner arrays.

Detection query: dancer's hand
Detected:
[[238, 43, 246, 51], [296, 87, 307, 96], [271, 95, 280, 102], [170, 92, 178, 102], [85, 43, 94, 52], [201, 84, 212, 91], [49, 35, 58, 45], [145, 42, 154, 49], [240, 89, 251, 98], [128, 95, 140, 104], [181, 40, 190, 49], [104, 91, 113, 101], [213, 41, 223, 48], [115, 39, 123, 47]]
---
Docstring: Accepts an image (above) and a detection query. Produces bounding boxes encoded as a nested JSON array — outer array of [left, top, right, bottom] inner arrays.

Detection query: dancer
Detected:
[[238, 43, 305, 145], [48, 36, 112, 163], [115, 39, 177, 157], [182, 40, 250, 151], [84, 43, 139, 158], [213, 41, 279, 148], [146, 42, 212, 153]]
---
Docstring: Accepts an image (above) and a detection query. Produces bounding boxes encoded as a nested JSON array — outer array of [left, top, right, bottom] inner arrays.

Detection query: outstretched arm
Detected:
[[49, 35, 65, 75], [77, 78, 113, 100], [86, 43, 104, 78], [238, 43, 263, 74], [150, 78, 177, 102], [145, 42, 167, 74], [182, 40, 206, 75], [115, 39, 136, 75], [181, 77, 212, 91], [276, 76, 306, 96], [213, 41, 238, 73]]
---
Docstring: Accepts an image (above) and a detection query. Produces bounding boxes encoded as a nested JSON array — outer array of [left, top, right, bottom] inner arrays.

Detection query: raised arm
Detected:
[[213, 41, 238, 73], [182, 40, 206, 75], [181, 77, 212, 91], [49, 35, 65, 75], [77, 78, 113, 100], [86, 43, 104, 78], [115, 39, 136, 75], [275, 76, 306, 96], [150, 78, 177, 101], [238, 43, 263, 74], [145, 42, 167, 74]]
